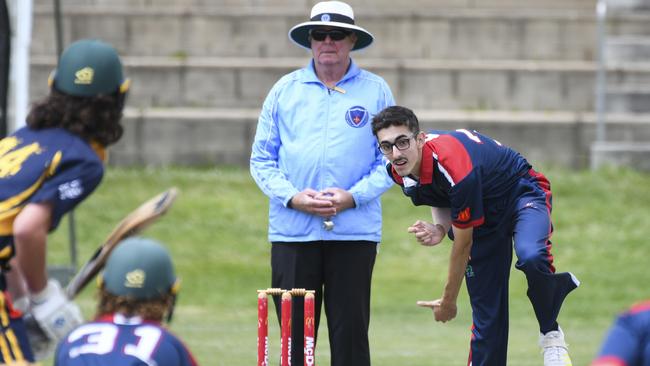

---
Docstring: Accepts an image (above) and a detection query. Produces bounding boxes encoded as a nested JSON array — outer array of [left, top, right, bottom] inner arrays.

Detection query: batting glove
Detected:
[[30, 279, 83, 341]]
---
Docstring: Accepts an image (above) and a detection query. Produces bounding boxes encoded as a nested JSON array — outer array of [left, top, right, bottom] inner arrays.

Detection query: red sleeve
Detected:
[[431, 135, 473, 185], [429, 136, 484, 228]]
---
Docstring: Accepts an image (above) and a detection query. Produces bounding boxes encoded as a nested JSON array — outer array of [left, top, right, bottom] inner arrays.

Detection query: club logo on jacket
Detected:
[[345, 106, 369, 128]]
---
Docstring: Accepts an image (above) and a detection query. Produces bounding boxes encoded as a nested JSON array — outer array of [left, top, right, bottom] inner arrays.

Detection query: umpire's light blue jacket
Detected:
[[250, 60, 395, 243]]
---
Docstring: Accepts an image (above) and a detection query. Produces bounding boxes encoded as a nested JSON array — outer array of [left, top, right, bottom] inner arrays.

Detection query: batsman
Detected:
[[0, 39, 128, 362], [371, 106, 580, 366]]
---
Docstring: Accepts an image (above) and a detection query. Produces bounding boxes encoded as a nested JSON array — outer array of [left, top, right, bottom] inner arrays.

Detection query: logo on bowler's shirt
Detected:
[[458, 207, 471, 222], [345, 106, 369, 128]]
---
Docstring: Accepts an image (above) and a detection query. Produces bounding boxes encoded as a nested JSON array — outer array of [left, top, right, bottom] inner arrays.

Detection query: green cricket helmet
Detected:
[[49, 39, 130, 97], [101, 237, 179, 300]]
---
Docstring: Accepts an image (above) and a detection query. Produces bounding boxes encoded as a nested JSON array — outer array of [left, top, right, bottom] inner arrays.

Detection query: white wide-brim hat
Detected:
[[289, 1, 374, 51]]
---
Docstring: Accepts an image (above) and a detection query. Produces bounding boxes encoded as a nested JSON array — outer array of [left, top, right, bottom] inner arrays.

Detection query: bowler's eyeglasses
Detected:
[[310, 29, 351, 42], [378, 134, 416, 155]]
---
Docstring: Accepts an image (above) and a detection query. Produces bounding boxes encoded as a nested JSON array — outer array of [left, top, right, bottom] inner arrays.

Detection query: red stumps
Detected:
[[257, 291, 269, 366], [280, 291, 292, 366], [258, 288, 315, 365], [303, 291, 316, 366]]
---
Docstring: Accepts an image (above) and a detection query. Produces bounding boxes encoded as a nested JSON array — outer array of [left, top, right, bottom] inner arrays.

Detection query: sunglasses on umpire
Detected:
[[309, 29, 352, 42]]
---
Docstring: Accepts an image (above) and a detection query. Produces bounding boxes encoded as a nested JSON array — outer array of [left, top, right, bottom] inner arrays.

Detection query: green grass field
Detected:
[[44, 165, 650, 365]]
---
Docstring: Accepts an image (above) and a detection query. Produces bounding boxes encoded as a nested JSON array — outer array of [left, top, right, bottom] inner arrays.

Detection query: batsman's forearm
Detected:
[[15, 233, 48, 294], [13, 203, 52, 294]]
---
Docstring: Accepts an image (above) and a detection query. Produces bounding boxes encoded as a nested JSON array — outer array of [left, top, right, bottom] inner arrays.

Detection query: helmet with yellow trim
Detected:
[[49, 39, 130, 97]]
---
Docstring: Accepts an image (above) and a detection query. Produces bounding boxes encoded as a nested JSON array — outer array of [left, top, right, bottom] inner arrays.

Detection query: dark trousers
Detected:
[[271, 241, 377, 366], [466, 171, 579, 365]]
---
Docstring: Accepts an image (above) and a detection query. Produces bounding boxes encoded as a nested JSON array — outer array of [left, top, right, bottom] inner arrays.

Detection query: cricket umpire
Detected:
[[250, 1, 395, 364]]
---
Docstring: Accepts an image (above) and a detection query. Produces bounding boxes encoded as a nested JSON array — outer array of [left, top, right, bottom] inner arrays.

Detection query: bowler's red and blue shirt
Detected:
[[387, 129, 531, 230], [55, 314, 199, 366], [592, 300, 650, 366], [0, 127, 104, 273]]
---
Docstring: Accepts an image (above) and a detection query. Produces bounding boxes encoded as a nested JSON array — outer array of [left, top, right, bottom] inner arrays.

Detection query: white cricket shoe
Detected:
[[539, 327, 573, 366]]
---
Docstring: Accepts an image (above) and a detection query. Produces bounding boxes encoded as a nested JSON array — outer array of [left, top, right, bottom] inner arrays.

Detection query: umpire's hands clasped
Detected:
[[316, 188, 355, 212], [290, 189, 337, 218], [289, 187, 355, 219]]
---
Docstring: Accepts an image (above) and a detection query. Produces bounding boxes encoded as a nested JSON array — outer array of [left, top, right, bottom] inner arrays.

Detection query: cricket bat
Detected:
[[64, 187, 179, 299]]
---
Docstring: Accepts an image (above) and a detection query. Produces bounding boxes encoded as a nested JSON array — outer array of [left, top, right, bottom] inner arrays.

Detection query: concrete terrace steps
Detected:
[[26, 0, 650, 169], [122, 106, 650, 125], [28, 56, 650, 111], [32, 0, 598, 10], [111, 106, 650, 168], [30, 5, 650, 60], [120, 106, 650, 129], [599, 4, 650, 115]]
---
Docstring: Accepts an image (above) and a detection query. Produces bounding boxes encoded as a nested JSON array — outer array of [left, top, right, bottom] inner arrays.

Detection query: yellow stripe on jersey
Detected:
[[0, 167, 52, 236], [0, 292, 27, 364], [0, 247, 11, 261], [46, 151, 62, 177], [0, 208, 20, 236], [4, 329, 25, 362], [0, 294, 8, 327], [0, 333, 12, 363], [0, 174, 48, 213]]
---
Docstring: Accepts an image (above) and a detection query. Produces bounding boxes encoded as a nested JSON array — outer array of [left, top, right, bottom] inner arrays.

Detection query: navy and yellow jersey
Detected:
[[592, 300, 650, 366], [55, 314, 199, 366], [0, 127, 105, 268], [387, 129, 531, 230], [0, 291, 35, 363]]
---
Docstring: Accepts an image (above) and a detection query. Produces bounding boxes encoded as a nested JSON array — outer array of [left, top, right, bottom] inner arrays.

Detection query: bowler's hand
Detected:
[[416, 299, 457, 323], [316, 188, 355, 213], [290, 189, 336, 218], [407, 220, 446, 246]]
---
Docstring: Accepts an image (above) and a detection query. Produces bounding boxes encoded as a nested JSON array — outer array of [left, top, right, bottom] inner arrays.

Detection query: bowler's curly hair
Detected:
[[97, 287, 173, 322], [26, 89, 124, 146]]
